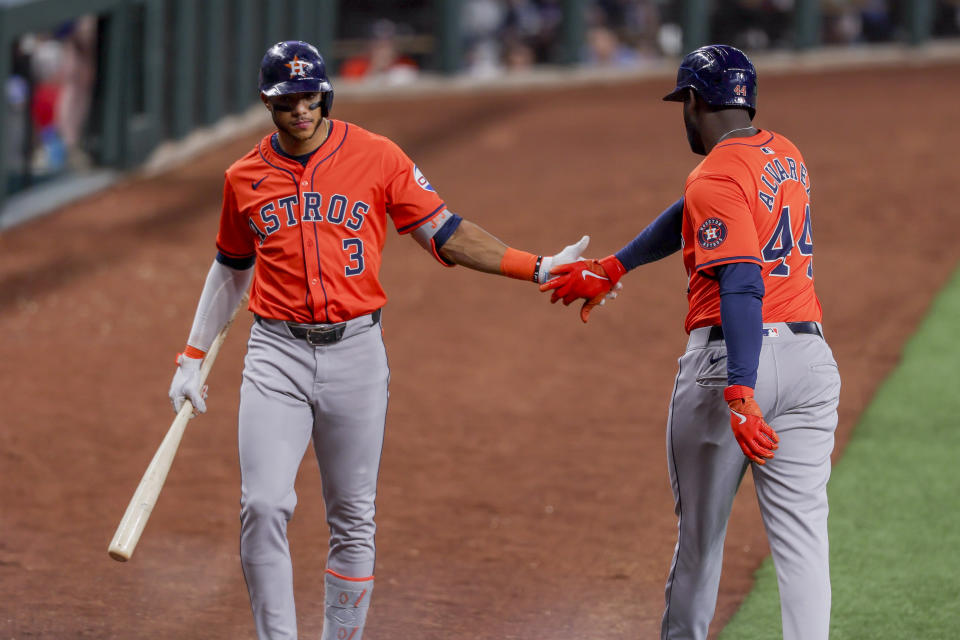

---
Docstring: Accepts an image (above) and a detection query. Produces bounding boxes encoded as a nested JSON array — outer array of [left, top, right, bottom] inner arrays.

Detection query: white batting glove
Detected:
[[538, 235, 590, 284], [168, 353, 207, 414]]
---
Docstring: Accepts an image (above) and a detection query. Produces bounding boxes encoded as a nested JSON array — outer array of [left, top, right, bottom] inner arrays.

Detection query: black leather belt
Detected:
[[708, 321, 821, 342], [282, 309, 381, 346]]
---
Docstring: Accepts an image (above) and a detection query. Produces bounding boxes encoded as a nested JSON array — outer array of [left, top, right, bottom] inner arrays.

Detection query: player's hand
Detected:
[[169, 352, 208, 415], [539, 255, 627, 323], [724, 385, 779, 464], [537, 235, 590, 284]]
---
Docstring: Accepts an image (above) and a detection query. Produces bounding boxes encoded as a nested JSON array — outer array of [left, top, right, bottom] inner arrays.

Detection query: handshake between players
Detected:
[[540, 249, 627, 324]]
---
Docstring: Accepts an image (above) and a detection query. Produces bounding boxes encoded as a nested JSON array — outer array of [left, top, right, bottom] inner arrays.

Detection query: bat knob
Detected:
[[108, 549, 131, 562]]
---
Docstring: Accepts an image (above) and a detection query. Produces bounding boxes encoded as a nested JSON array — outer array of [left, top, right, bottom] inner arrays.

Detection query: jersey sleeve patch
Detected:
[[697, 218, 727, 250], [413, 165, 436, 192], [382, 139, 447, 233]]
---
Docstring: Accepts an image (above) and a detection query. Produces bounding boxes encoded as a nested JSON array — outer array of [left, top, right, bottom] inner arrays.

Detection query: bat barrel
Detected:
[[108, 403, 192, 561], [107, 292, 248, 562]]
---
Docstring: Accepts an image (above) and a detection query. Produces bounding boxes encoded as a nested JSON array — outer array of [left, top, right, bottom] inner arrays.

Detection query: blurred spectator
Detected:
[[499, 0, 542, 70], [934, 0, 960, 37], [7, 15, 98, 192], [711, 0, 794, 50], [463, 0, 506, 77], [657, 22, 684, 56], [340, 19, 420, 86], [593, 0, 663, 55], [500, 0, 562, 66], [501, 0, 546, 47], [528, 0, 564, 61], [502, 33, 537, 70], [620, 0, 664, 57], [584, 24, 642, 67], [822, 0, 868, 45], [5, 75, 29, 192], [26, 34, 66, 175], [462, 1, 668, 74], [860, 0, 896, 41], [586, 1, 663, 67], [55, 16, 97, 170], [705, 0, 902, 49]]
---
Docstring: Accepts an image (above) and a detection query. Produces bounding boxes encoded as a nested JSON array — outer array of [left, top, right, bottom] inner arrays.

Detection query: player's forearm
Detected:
[[184, 258, 254, 355], [437, 219, 589, 284], [614, 197, 684, 271], [437, 219, 511, 275]]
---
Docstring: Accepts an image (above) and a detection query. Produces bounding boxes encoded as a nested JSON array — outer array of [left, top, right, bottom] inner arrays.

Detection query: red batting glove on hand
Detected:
[[724, 385, 779, 465], [539, 255, 627, 323]]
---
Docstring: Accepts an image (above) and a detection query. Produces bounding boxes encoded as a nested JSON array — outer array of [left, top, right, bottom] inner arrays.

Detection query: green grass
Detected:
[[719, 269, 960, 640]]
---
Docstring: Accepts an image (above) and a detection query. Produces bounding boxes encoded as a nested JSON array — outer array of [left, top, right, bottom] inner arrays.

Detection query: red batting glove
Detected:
[[539, 255, 627, 323], [724, 385, 779, 465]]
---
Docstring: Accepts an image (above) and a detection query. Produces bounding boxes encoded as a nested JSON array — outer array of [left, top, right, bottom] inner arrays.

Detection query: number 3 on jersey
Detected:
[[342, 238, 364, 276], [762, 204, 813, 279]]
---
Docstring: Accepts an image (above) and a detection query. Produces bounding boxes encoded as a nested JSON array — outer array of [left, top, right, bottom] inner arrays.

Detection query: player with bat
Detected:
[[159, 40, 591, 640]]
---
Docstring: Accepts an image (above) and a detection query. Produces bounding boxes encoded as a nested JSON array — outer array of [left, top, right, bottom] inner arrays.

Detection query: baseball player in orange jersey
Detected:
[[542, 45, 841, 639], [167, 41, 595, 640]]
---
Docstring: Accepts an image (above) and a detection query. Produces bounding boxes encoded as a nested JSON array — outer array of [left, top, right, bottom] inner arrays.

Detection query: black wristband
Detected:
[[533, 255, 543, 283]]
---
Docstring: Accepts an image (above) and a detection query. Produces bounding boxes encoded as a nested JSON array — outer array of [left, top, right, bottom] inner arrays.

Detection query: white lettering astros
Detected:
[[757, 155, 809, 212]]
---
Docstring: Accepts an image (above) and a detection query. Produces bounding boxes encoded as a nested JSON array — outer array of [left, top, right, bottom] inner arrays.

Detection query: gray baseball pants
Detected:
[[662, 322, 841, 640], [237, 313, 388, 639]]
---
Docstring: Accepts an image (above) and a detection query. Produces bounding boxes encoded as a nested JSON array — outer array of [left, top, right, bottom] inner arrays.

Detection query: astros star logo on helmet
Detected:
[[285, 55, 310, 78]]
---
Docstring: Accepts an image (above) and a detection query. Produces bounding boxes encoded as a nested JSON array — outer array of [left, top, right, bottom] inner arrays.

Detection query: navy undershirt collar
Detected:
[[271, 133, 319, 167]]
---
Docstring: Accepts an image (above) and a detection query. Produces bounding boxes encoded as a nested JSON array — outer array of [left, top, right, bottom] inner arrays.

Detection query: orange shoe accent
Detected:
[[499, 247, 538, 281], [325, 568, 374, 582]]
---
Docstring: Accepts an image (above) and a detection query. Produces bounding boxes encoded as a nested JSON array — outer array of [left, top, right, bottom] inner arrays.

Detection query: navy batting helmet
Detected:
[[663, 44, 757, 119], [259, 41, 334, 116]]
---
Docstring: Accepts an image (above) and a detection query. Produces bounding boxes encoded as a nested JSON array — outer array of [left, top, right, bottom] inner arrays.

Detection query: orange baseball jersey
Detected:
[[216, 120, 448, 323], [681, 130, 822, 332]]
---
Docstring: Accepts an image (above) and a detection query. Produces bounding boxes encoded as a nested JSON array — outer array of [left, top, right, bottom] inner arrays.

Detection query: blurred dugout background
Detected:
[[1, 0, 958, 224]]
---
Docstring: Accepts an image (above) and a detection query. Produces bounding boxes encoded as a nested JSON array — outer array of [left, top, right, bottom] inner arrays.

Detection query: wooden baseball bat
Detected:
[[108, 293, 249, 562]]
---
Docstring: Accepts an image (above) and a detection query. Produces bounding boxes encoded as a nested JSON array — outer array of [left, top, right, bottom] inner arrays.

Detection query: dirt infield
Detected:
[[2, 61, 959, 639]]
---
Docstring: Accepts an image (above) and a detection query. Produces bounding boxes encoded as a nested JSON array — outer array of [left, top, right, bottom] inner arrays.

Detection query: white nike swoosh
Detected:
[[581, 271, 609, 281], [730, 409, 747, 425]]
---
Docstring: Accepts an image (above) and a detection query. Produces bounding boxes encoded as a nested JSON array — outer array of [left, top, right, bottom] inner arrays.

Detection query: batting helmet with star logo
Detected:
[[258, 40, 334, 116]]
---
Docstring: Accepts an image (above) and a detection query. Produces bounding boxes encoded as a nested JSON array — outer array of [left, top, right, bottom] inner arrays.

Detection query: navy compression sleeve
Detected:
[[717, 262, 764, 389], [614, 197, 684, 271]]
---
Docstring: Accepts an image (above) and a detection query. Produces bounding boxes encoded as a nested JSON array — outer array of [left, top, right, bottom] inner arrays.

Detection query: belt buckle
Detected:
[[305, 324, 345, 346]]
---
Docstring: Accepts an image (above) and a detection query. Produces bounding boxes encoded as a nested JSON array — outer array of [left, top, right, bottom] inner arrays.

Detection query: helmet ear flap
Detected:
[[322, 90, 334, 118]]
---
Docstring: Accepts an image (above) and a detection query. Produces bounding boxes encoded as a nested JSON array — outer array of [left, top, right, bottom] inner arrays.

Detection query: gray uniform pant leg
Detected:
[[752, 339, 840, 640], [238, 320, 388, 640], [311, 324, 389, 578], [662, 346, 750, 640], [662, 326, 840, 640]]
